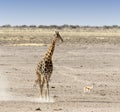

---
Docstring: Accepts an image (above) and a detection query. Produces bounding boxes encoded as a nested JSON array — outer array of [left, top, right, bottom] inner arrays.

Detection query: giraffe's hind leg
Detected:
[[39, 76, 45, 98], [44, 77, 49, 100], [40, 78, 45, 98], [35, 71, 44, 98], [33, 79, 39, 88]]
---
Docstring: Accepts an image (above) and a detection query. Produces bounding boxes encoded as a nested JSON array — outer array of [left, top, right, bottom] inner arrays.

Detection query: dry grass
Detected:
[[0, 27, 120, 45]]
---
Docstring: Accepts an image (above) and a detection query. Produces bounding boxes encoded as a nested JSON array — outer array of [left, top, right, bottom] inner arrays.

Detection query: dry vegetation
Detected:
[[0, 25, 120, 45]]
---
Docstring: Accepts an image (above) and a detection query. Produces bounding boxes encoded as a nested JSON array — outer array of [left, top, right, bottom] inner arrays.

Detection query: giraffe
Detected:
[[34, 31, 63, 99]]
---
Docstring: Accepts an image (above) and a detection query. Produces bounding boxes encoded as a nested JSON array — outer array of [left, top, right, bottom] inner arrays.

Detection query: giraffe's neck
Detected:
[[44, 38, 56, 59]]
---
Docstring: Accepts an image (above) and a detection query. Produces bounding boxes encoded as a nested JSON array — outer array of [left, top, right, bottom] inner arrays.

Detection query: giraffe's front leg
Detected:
[[46, 82, 49, 100]]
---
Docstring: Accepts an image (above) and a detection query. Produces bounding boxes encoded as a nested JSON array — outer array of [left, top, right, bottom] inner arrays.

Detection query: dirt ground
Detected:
[[0, 42, 120, 112]]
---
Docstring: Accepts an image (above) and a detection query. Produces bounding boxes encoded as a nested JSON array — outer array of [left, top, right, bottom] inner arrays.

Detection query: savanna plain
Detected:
[[0, 27, 120, 112]]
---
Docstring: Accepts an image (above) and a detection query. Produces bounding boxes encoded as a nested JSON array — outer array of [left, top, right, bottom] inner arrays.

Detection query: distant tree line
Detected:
[[0, 24, 120, 29]]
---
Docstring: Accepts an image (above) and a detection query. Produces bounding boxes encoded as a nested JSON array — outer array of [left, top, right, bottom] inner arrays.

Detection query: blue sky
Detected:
[[0, 0, 120, 26]]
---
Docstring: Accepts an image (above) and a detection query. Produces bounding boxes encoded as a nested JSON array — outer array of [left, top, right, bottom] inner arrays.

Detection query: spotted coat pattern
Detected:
[[34, 31, 63, 98]]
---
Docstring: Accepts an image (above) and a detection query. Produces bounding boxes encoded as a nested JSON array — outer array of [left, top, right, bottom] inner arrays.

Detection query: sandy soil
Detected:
[[0, 43, 120, 112]]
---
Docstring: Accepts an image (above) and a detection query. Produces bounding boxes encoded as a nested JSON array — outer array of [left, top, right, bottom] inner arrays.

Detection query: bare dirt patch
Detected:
[[0, 43, 120, 112]]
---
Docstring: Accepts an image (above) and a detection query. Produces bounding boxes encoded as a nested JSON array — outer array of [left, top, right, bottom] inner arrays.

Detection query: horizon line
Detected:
[[0, 24, 120, 27]]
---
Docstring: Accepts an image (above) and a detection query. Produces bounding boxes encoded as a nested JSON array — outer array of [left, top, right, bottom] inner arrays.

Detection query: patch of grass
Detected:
[[0, 27, 120, 45]]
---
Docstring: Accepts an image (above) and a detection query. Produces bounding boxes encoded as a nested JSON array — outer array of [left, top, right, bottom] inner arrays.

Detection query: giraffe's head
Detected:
[[54, 31, 63, 42]]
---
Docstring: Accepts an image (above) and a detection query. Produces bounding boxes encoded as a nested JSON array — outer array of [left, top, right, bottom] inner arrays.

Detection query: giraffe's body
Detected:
[[35, 31, 63, 99]]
